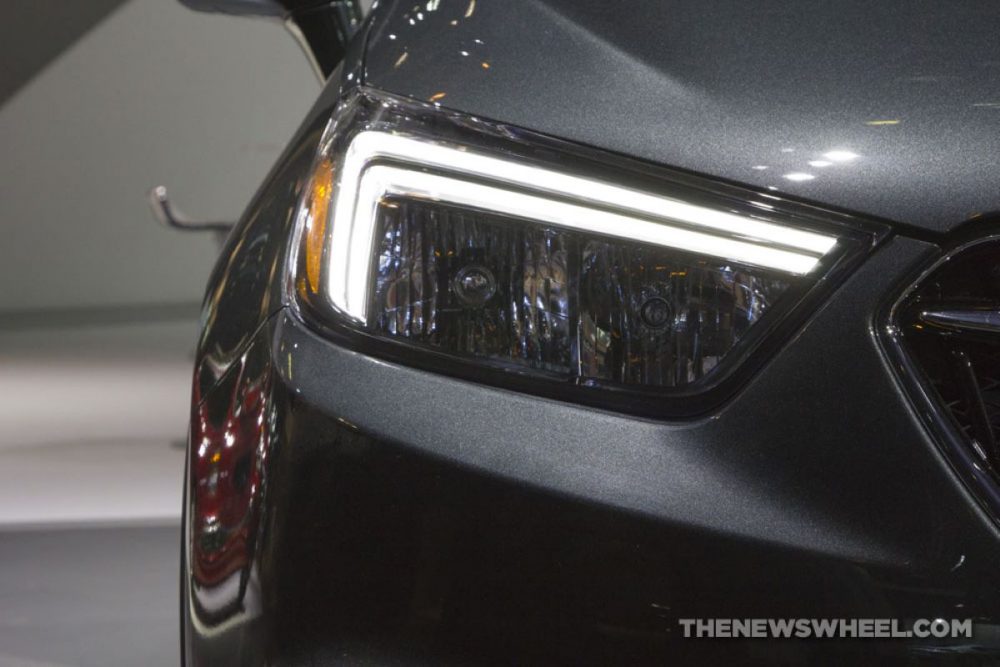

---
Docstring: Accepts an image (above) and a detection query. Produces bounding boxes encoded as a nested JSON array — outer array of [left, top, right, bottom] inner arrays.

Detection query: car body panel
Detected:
[[364, 0, 1000, 232], [185, 257, 1000, 662], [181, 1, 1000, 663]]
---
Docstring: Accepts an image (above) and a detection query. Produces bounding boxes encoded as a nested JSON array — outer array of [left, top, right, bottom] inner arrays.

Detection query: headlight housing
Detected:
[[289, 89, 879, 416]]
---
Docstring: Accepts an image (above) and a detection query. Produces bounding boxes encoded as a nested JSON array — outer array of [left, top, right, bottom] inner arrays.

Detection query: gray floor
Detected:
[[0, 320, 193, 666], [0, 525, 180, 667]]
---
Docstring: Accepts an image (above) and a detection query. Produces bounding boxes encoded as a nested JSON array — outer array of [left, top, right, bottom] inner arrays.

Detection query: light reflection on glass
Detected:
[[372, 199, 792, 389]]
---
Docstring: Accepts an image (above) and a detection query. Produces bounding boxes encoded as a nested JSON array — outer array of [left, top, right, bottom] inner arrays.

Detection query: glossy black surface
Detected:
[[181, 0, 363, 76], [290, 1, 364, 77], [365, 0, 1000, 232]]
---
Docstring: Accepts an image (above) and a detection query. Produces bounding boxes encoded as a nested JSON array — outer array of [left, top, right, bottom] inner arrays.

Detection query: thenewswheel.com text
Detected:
[[677, 618, 972, 639]]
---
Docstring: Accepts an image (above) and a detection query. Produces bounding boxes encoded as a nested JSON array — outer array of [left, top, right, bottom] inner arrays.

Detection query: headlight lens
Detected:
[[291, 89, 877, 415], [371, 198, 792, 388]]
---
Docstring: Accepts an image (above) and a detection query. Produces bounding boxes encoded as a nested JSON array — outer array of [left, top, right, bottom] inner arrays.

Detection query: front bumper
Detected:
[[185, 235, 1000, 664]]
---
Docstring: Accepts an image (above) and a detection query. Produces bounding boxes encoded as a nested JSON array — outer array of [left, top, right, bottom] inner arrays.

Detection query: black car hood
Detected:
[[364, 0, 1000, 233]]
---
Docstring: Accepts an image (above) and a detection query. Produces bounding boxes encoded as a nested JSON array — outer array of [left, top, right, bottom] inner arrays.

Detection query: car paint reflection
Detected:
[[188, 336, 274, 625]]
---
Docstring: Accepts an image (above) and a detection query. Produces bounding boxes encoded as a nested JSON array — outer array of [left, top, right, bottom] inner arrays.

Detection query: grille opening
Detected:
[[906, 334, 1000, 475], [898, 240, 1000, 480]]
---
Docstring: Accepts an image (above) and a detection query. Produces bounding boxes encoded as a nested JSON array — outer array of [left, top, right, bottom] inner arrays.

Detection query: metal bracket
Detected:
[[148, 186, 234, 248]]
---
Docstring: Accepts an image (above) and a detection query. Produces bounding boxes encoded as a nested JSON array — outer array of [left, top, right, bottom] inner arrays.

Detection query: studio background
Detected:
[[0, 1, 317, 664]]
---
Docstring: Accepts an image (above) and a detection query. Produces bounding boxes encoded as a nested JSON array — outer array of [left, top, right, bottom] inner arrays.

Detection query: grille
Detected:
[[896, 238, 1000, 479], [906, 335, 1000, 473]]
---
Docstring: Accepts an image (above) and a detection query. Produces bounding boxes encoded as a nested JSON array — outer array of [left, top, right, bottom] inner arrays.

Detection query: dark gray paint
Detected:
[[364, 0, 1000, 232], [276, 237, 997, 570]]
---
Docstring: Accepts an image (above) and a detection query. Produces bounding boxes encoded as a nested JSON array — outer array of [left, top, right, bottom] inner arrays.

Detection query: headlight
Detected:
[[290, 89, 879, 416]]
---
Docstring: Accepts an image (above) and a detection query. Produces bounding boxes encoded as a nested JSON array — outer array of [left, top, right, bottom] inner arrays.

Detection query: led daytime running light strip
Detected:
[[327, 131, 839, 322]]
